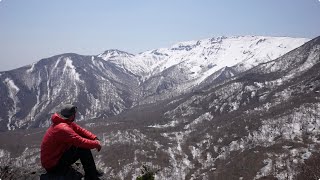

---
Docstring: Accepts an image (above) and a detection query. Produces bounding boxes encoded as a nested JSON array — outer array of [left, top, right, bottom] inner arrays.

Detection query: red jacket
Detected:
[[41, 113, 100, 170]]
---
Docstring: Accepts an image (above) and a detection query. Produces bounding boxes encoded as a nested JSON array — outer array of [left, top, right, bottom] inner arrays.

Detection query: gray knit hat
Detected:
[[58, 104, 77, 119]]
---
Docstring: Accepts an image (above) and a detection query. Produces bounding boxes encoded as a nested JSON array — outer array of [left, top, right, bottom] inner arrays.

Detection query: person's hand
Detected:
[[95, 140, 102, 152]]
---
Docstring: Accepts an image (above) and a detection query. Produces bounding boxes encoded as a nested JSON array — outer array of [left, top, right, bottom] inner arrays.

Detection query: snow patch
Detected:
[[26, 63, 36, 73], [4, 78, 20, 130], [149, 120, 179, 128], [63, 57, 82, 82]]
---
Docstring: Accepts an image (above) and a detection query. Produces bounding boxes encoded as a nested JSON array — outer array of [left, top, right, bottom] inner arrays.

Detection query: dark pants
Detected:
[[48, 146, 98, 179]]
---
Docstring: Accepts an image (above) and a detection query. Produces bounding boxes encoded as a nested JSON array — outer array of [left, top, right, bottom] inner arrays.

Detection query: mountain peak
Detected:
[[98, 49, 134, 60]]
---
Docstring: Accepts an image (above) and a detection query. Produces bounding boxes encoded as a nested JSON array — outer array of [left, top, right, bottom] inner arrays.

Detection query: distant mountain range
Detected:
[[0, 35, 320, 179], [0, 36, 309, 131]]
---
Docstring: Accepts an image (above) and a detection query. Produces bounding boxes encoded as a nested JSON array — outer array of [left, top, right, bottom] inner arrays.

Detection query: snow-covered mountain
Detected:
[[98, 36, 309, 80], [0, 54, 140, 131], [1, 36, 319, 180], [101, 36, 310, 103], [0, 36, 309, 131]]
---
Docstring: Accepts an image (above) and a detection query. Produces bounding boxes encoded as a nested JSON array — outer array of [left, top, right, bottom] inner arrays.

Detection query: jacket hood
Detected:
[[51, 113, 70, 124]]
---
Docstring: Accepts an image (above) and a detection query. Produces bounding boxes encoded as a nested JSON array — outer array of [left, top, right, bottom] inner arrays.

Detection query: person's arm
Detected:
[[70, 122, 97, 140], [57, 124, 101, 149]]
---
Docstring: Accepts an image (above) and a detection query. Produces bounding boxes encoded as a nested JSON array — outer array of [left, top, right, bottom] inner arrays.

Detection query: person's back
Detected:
[[41, 104, 102, 180]]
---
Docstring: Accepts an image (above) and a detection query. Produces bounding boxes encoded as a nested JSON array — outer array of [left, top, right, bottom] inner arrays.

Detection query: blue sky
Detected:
[[0, 0, 320, 71]]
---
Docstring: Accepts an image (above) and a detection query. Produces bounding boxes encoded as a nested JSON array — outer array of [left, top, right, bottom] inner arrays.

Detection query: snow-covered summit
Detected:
[[98, 49, 134, 60], [149, 35, 309, 72], [99, 36, 309, 82], [98, 49, 150, 77], [145, 36, 309, 87], [91, 36, 310, 102]]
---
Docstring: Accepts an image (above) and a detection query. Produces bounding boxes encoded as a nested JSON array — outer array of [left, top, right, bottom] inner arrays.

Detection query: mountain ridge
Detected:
[[0, 35, 310, 131]]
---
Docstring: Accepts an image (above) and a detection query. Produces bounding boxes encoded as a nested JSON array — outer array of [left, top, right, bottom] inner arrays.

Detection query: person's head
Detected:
[[58, 104, 77, 122]]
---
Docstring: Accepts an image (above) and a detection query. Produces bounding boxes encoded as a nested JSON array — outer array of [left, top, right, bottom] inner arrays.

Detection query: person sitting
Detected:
[[41, 104, 102, 180]]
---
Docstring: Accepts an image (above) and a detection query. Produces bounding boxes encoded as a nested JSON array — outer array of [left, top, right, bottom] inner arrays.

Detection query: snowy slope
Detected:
[[134, 36, 310, 102], [98, 49, 150, 78], [97, 36, 308, 78], [103, 36, 308, 79]]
